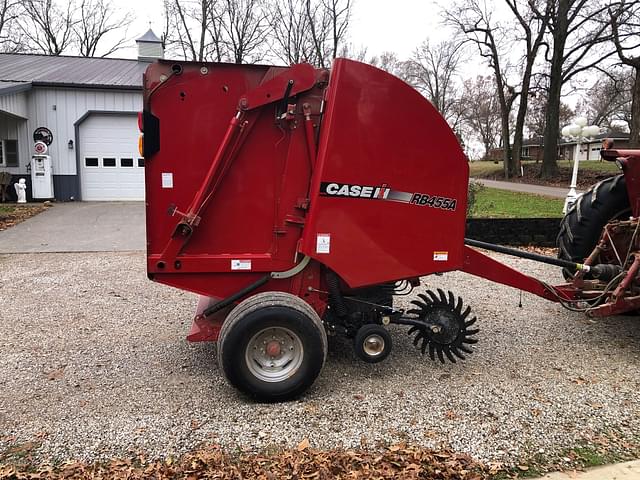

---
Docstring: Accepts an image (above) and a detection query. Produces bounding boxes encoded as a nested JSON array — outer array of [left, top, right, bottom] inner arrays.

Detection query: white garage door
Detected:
[[80, 114, 144, 201]]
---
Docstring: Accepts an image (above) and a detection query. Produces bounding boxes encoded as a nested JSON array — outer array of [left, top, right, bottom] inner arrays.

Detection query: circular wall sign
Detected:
[[34, 141, 48, 155], [33, 127, 53, 145]]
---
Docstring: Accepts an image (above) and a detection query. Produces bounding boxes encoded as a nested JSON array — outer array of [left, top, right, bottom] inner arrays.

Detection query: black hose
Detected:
[[203, 275, 270, 317], [464, 238, 586, 271]]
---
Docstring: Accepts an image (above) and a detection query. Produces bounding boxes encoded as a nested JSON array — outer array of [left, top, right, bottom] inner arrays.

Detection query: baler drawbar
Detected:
[[141, 58, 640, 401]]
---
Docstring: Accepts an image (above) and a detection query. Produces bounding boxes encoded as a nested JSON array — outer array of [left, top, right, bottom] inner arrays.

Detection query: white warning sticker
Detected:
[[433, 251, 448, 261], [161, 172, 173, 188], [231, 259, 252, 270], [316, 234, 331, 254]]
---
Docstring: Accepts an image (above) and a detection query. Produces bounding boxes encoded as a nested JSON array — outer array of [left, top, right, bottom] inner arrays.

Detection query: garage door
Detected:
[[80, 114, 144, 201]]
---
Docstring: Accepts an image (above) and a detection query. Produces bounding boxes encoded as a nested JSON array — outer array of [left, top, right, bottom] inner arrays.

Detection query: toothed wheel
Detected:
[[406, 289, 478, 363]]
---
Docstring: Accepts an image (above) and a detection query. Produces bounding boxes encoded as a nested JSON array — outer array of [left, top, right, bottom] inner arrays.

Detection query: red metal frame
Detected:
[[142, 58, 640, 343]]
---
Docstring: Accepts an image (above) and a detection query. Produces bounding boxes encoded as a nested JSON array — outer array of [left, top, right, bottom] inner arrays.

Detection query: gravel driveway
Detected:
[[1, 251, 639, 465]]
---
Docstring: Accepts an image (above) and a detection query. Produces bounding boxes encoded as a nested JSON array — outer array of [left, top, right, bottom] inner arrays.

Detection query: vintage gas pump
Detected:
[[30, 141, 54, 199]]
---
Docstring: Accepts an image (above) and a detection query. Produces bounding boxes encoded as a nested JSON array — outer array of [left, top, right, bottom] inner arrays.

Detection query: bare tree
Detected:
[[459, 76, 502, 160], [0, 0, 22, 52], [504, 0, 551, 175], [305, 0, 350, 67], [444, 1, 519, 178], [221, 0, 269, 64], [526, 90, 574, 139], [610, 0, 640, 147], [404, 40, 465, 127], [19, 0, 76, 55], [577, 69, 633, 129], [270, 0, 313, 64], [74, 0, 131, 57], [537, 1, 617, 177], [164, 0, 225, 62]]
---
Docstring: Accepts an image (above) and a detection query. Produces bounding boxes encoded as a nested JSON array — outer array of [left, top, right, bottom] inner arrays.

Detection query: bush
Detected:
[[467, 180, 485, 216]]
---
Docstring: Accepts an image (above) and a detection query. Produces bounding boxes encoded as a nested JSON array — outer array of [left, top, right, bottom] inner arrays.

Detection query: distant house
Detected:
[[487, 131, 631, 163], [0, 29, 163, 201]]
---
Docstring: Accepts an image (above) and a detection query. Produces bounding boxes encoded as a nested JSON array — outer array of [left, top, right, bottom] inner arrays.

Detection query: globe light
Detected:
[[575, 116, 588, 128], [569, 124, 582, 136], [561, 125, 572, 137], [584, 125, 600, 137]]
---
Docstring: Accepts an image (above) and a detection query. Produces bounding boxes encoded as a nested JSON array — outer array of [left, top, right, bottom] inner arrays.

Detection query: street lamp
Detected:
[[561, 117, 600, 214]]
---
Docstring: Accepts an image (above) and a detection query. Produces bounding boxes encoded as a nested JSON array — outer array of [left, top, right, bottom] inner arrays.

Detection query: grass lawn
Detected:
[[469, 160, 620, 177], [469, 187, 564, 218]]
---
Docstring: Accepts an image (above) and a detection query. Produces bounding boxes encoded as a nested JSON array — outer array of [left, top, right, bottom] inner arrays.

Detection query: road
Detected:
[[473, 178, 581, 199]]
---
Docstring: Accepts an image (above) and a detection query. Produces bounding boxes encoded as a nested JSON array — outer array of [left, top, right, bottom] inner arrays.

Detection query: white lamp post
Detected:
[[561, 118, 600, 214]]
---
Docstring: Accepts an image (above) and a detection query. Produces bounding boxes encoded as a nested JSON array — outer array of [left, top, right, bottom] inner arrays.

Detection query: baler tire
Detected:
[[353, 324, 392, 363], [217, 292, 327, 402], [557, 175, 630, 279]]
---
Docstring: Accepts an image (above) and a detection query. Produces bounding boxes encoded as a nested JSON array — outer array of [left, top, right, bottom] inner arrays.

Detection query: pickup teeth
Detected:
[[406, 289, 478, 364]]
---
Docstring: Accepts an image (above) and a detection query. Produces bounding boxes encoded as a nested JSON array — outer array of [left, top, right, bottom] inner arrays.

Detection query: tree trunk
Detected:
[[540, 2, 568, 178], [630, 66, 640, 148]]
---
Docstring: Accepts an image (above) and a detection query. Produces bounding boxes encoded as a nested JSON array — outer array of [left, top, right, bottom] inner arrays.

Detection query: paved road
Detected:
[[0, 202, 145, 253], [473, 179, 583, 199]]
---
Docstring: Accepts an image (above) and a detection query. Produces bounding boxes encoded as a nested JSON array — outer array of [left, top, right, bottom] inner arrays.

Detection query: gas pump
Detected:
[[30, 141, 54, 199]]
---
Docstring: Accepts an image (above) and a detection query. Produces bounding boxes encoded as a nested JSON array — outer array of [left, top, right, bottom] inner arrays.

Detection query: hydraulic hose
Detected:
[[464, 238, 590, 272]]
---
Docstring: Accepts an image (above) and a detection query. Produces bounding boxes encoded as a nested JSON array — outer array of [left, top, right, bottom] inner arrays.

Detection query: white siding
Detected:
[[0, 91, 28, 118], [27, 87, 142, 175], [0, 113, 29, 173]]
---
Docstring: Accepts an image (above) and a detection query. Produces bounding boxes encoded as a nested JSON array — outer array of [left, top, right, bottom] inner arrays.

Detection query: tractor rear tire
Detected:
[[217, 291, 328, 402], [557, 175, 630, 278]]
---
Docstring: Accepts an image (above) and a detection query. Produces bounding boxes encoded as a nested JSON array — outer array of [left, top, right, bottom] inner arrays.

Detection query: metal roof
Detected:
[[137, 29, 162, 43], [0, 81, 32, 95], [0, 53, 146, 90]]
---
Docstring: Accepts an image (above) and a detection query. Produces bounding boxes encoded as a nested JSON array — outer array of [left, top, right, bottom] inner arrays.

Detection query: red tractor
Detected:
[[140, 58, 640, 401]]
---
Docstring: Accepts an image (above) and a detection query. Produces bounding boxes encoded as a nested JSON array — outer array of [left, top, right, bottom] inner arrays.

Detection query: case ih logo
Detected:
[[320, 182, 457, 211]]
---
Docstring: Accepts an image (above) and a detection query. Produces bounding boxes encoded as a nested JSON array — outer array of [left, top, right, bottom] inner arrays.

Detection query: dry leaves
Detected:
[[0, 204, 49, 231], [0, 444, 496, 479]]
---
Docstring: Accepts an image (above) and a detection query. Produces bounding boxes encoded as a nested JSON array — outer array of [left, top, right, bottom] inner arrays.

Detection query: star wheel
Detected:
[[406, 289, 478, 363]]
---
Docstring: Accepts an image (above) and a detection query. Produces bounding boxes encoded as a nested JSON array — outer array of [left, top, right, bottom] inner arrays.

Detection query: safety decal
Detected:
[[319, 182, 457, 211], [433, 251, 449, 261], [316, 233, 331, 254], [161, 172, 174, 189], [231, 259, 252, 270]]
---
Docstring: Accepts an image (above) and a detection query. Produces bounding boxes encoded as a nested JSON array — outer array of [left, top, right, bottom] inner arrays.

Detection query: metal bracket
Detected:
[[271, 255, 311, 279]]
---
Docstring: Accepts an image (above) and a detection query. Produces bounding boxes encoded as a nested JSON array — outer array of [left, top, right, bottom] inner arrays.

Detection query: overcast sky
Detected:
[[113, 0, 449, 62]]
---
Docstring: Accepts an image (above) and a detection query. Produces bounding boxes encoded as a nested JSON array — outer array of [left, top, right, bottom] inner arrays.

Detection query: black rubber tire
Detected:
[[353, 324, 392, 363], [557, 175, 630, 278], [217, 292, 328, 402]]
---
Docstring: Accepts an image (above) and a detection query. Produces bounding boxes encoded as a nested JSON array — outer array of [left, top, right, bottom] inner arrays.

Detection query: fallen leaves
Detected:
[[0, 443, 496, 479], [0, 204, 49, 231]]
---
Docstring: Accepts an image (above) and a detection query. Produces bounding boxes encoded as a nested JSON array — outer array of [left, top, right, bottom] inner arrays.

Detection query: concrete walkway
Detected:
[[0, 202, 145, 253], [473, 178, 582, 199], [535, 460, 640, 479]]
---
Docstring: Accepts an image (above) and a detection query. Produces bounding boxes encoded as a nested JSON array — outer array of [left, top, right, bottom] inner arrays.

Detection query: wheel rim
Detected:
[[363, 334, 385, 357], [245, 327, 304, 383]]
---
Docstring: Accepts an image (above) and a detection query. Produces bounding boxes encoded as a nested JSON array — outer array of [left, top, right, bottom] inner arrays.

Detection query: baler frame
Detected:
[[141, 57, 640, 401]]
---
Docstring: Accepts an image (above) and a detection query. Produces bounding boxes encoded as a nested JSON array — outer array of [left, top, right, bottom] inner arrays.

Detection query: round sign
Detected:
[[33, 127, 53, 145], [34, 141, 48, 155]]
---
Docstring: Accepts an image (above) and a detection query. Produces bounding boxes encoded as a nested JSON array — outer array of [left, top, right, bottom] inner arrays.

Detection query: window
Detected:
[[103, 158, 116, 167], [121, 158, 134, 167], [0, 139, 18, 167], [137, 158, 145, 167], [85, 157, 99, 167]]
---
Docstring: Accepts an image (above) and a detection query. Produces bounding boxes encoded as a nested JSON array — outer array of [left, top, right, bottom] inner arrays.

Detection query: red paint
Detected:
[[142, 57, 640, 343]]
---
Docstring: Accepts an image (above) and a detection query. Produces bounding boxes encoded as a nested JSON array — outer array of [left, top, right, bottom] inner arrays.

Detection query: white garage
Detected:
[[79, 114, 145, 201]]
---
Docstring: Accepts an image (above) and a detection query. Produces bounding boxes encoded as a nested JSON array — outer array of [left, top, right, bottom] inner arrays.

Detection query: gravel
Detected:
[[1, 251, 639, 465]]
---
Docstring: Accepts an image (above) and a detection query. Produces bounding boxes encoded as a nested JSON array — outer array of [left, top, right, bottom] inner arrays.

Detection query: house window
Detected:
[[0, 139, 18, 167], [121, 158, 134, 167], [521, 146, 530, 159], [103, 158, 116, 167]]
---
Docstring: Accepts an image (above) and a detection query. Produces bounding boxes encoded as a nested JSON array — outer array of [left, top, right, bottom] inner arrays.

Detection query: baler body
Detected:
[[143, 58, 468, 309]]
